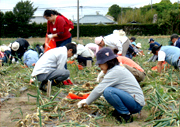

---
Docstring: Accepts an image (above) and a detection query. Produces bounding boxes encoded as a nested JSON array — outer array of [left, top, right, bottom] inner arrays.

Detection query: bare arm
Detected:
[[157, 61, 163, 73]]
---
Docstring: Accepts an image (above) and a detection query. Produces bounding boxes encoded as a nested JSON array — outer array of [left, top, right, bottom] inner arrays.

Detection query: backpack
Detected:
[[61, 15, 74, 31]]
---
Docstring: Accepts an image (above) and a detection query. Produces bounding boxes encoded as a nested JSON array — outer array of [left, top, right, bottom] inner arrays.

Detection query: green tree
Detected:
[[3, 11, 17, 37], [107, 4, 121, 21], [0, 11, 4, 38], [157, 10, 180, 34], [13, 0, 37, 24], [153, 0, 173, 18], [13, 0, 37, 37]]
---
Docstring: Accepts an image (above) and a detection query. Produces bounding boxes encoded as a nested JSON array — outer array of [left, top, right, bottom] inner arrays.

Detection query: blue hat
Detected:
[[96, 47, 117, 65], [149, 38, 154, 43], [131, 42, 136, 46]]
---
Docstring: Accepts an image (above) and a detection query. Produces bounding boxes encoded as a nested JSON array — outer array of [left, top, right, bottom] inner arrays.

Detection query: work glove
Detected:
[[96, 71, 105, 82], [47, 34, 53, 39], [77, 99, 87, 108]]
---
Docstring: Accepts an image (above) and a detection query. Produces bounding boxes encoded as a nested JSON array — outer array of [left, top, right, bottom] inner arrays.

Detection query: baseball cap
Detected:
[[130, 37, 136, 41], [96, 47, 117, 65], [151, 44, 162, 54], [149, 38, 154, 43]]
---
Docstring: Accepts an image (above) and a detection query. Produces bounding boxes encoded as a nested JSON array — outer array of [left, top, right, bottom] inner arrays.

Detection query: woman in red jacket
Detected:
[[43, 10, 72, 47]]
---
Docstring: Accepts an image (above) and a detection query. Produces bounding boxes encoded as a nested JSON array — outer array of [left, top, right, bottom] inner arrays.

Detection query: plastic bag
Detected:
[[44, 35, 56, 52]]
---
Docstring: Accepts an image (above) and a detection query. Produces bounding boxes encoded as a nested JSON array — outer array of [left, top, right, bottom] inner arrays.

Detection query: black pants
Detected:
[[77, 55, 93, 66]]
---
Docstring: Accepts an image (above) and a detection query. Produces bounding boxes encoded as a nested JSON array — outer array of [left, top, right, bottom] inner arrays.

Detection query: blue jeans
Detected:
[[126, 53, 133, 59], [56, 36, 72, 47], [103, 87, 142, 115]]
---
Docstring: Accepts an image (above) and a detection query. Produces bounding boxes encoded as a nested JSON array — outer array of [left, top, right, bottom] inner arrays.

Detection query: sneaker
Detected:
[[112, 110, 133, 123], [62, 80, 69, 85], [67, 79, 73, 85], [120, 114, 133, 123], [112, 110, 122, 123]]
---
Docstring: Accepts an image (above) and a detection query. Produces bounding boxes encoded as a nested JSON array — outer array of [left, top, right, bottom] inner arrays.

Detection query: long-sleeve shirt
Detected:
[[31, 46, 67, 77], [104, 34, 128, 54], [47, 15, 71, 42], [71, 44, 92, 60], [23, 49, 39, 67], [117, 56, 144, 72], [86, 65, 145, 106], [11, 38, 30, 59], [85, 43, 99, 55]]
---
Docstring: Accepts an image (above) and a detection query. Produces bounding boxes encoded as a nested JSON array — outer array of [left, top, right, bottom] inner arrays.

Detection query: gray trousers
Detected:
[[148, 55, 158, 62], [36, 69, 70, 82], [122, 39, 130, 56]]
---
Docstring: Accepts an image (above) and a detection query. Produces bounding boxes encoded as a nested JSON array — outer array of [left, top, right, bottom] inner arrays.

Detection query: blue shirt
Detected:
[[175, 37, 180, 49], [149, 42, 160, 50], [23, 49, 39, 67], [160, 46, 180, 67]]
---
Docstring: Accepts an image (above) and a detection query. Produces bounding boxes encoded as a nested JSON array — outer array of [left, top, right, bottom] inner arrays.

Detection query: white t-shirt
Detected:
[[158, 51, 166, 61]]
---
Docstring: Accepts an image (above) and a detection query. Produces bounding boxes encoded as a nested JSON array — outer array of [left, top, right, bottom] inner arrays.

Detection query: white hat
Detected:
[[71, 41, 77, 44], [0, 45, 8, 52], [136, 43, 142, 48], [119, 29, 126, 36], [11, 41, 20, 51]]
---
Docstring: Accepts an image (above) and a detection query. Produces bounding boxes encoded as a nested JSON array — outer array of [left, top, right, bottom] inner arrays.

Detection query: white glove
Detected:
[[96, 71, 105, 82], [47, 34, 53, 39], [77, 99, 87, 108], [12, 58, 16, 63]]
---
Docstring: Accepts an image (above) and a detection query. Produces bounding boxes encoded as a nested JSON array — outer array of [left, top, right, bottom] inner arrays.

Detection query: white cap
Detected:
[[11, 41, 20, 51]]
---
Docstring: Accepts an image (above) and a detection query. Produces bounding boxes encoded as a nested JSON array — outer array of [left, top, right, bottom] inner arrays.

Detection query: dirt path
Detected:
[[0, 91, 37, 127]]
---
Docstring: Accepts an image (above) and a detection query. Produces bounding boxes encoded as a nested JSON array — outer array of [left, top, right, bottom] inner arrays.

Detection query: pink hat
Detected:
[[95, 36, 103, 45]]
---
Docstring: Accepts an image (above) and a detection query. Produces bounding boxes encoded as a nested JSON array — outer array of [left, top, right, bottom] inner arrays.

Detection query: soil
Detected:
[[0, 91, 37, 127]]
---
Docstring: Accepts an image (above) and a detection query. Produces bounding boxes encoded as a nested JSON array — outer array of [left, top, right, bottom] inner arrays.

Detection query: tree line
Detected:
[[107, 0, 180, 34], [0, 0, 179, 38]]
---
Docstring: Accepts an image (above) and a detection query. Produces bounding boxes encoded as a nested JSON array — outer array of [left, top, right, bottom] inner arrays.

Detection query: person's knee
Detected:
[[103, 87, 112, 98], [64, 70, 70, 78]]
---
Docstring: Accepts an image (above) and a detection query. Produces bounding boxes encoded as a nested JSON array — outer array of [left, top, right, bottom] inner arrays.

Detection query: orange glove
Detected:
[[117, 54, 122, 56], [66, 93, 89, 99]]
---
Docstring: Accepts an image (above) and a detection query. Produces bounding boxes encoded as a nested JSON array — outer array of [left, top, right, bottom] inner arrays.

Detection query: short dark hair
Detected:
[[105, 58, 119, 70], [171, 34, 179, 41], [152, 44, 162, 54], [65, 43, 77, 55]]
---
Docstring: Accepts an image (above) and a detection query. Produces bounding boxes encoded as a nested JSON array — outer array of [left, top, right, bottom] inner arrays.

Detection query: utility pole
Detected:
[[151, 0, 152, 11], [77, 0, 79, 40], [121, 7, 122, 24]]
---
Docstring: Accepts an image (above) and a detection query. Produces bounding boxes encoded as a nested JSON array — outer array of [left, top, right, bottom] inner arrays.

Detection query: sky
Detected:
[[0, 0, 179, 20]]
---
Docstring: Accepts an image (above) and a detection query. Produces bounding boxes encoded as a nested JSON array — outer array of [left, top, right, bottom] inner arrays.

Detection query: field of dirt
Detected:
[[0, 91, 37, 127]]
